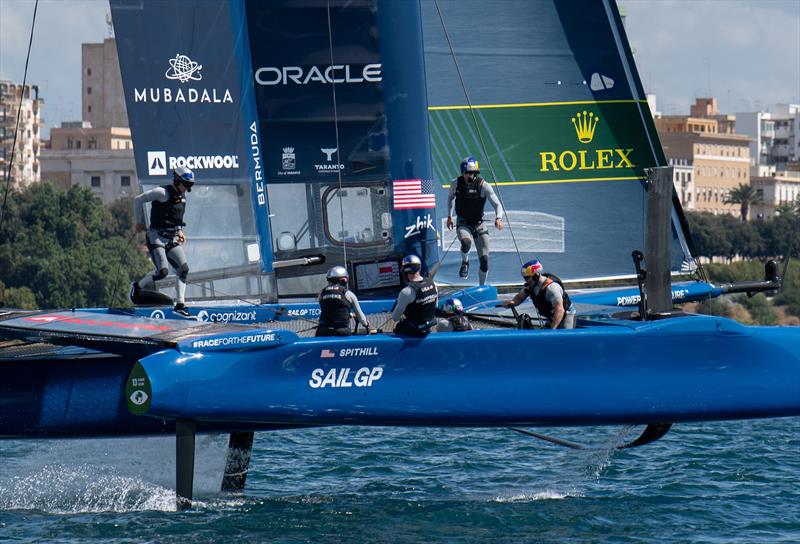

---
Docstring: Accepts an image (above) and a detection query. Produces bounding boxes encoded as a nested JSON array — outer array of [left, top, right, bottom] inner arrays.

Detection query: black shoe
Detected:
[[129, 281, 141, 304], [173, 303, 191, 317], [459, 262, 469, 279]]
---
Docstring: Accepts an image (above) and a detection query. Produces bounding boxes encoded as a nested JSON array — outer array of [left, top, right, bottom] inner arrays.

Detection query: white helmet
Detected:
[[401, 254, 422, 273], [326, 265, 348, 283], [173, 165, 195, 191], [442, 298, 464, 315]]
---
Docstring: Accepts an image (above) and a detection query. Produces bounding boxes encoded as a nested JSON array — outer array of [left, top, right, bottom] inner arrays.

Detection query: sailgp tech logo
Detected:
[[538, 110, 634, 173]]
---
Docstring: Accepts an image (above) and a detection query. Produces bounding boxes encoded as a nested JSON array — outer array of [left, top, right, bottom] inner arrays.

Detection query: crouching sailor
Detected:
[[316, 266, 375, 337], [436, 298, 473, 332], [129, 166, 194, 317], [502, 259, 575, 329], [392, 255, 438, 337]]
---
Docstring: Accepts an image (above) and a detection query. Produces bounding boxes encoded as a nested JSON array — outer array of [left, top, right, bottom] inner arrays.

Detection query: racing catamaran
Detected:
[[1, 0, 797, 509]]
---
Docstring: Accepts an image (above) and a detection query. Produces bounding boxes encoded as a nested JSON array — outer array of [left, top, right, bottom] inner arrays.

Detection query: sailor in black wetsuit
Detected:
[[392, 255, 438, 337], [316, 266, 374, 337], [502, 259, 575, 329], [129, 166, 194, 316], [446, 156, 504, 285], [436, 297, 472, 332]]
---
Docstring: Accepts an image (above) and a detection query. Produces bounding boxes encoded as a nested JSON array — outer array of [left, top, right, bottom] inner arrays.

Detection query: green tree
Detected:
[[0, 182, 150, 309], [686, 212, 731, 258], [734, 293, 778, 325], [0, 280, 37, 309], [724, 183, 762, 221]]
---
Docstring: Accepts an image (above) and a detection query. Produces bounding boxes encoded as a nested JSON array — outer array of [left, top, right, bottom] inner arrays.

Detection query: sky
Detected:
[[0, 0, 798, 136]]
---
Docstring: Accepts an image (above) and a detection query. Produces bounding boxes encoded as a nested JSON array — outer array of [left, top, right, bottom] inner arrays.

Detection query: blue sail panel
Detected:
[[110, 0, 275, 283], [229, 0, 275, 272], [241, 0, 437, 294]]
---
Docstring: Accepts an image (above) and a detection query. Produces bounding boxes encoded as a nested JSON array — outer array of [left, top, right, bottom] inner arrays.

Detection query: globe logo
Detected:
[[165, 54, 203, 83]]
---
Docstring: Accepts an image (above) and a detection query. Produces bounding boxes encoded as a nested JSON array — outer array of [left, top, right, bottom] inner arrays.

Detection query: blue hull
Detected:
[[135, 314, 800, 427]]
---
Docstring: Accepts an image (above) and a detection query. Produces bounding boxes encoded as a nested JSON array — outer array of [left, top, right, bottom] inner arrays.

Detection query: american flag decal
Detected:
[[320, 349, 336, 358], [392, 179, 436, 209]]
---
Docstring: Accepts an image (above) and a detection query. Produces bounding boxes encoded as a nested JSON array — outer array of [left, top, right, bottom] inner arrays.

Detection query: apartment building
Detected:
[[656, 98, 751, 216], [40, 122, 138, 204], [0, 80, 44, 189]]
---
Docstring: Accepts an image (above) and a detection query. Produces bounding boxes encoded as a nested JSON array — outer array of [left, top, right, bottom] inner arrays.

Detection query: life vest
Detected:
[[525, 273, 572, 320], [150, 184, 186, 230], [454, 176, 486, 225], [404, 278, 438, 328], [319, 283, 351, 329]]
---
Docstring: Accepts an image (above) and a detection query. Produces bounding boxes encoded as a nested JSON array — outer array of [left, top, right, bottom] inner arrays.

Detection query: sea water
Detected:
[[1, 418, 798, 543]]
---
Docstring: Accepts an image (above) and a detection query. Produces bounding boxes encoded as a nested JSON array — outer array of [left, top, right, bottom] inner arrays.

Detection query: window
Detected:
[[67, 137, 74, 149], [87, 137, 97, 150], [76, 140, 81, 149], [91, 176, 101, 187], [87, 105, 92, 113], [121, 175, 131, 187], [87, 87, 92, 95], [87, 68, 92, 76]]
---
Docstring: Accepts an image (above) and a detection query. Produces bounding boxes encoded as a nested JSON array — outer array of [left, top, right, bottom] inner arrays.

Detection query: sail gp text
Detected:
[[309, 367, 384, 388]]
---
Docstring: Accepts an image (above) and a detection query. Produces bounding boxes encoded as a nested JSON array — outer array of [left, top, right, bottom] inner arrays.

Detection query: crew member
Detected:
[[502, 259, 575, 329], [129, 166, 194, 317], [392, 255, 438, 337], [436, 297, 472, 332], [446, 156, 504, 285], [316, 265, 374, 337]]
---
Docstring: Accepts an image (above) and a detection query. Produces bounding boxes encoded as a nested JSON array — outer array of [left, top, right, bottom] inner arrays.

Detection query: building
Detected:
[[736, 104, 800, 173], [656, 98, 751, 216], [40, 122, 139, 204], [751, 171, 800, 220], [82, 38, 129, 129], [41, 37, 137, 204], [0, 80, 44, 189], [667, 158, 694, 210]]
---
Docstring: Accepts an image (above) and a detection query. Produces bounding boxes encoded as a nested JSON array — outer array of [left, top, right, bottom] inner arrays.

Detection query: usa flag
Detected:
[[392, 179, 436, 209], [320, 349, 336, 358]]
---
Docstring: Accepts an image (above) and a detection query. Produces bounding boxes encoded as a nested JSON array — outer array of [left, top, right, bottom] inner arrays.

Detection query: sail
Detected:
[[110, 0, 275, 300], [421, 0, 695, 285], [111, 0, 438, 300], [242, 0, 437, 297]]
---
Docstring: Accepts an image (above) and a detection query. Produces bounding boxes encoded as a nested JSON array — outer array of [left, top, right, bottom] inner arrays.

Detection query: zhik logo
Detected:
[[147, 151, 167, 176]]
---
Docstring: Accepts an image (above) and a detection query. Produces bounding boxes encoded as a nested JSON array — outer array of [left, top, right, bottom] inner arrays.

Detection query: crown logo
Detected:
[[571, 111, 599, 143], [283, 147, 294, 154]]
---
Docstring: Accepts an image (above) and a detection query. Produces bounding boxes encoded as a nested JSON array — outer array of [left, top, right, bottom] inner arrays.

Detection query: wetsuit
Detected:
[[520, 273, 574, 329], [447, 176, 504, 285], [392, 278, 438, 336], [134, 184, 189, 306], [316, 283, 370, 337]]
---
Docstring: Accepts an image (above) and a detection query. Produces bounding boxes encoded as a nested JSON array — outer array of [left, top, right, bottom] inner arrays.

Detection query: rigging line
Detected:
[[438, 232, 459, 267], [109, 230, 139, 306], [432, 0, 525, 268], [0, 0, 39, 235], [326, 0, 347, 266]]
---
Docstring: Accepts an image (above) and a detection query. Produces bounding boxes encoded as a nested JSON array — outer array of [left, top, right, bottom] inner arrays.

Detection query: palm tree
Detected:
[[724, 183, 762, 221]]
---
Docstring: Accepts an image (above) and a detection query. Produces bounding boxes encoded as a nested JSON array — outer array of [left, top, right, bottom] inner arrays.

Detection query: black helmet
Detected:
[[173, 165, 195, 191]]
